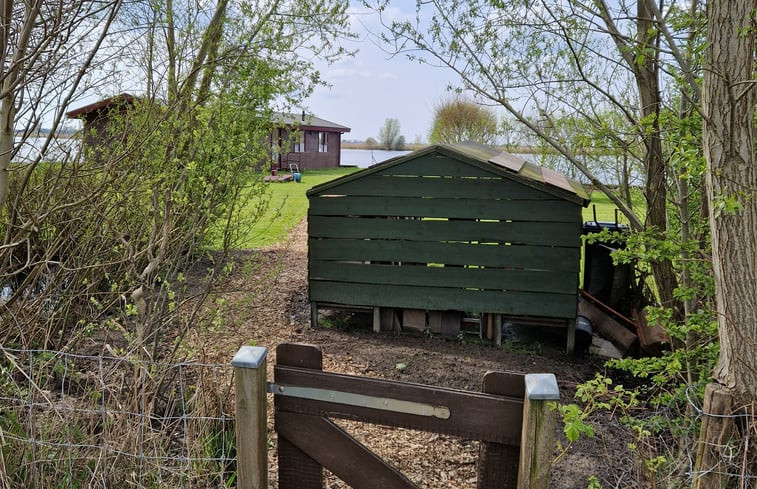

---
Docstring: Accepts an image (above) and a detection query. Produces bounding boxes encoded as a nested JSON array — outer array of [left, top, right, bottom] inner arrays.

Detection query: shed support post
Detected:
[[565, 319, 576, 354], [494, 314, 502, 347], [517, 374, 559, 489], [232, 346, 269, 489], [310, 302, 319, 329], [373, 307, 380, 333]]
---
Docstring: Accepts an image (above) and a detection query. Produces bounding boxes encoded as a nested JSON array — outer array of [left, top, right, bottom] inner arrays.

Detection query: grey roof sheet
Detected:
[[274, 112, 351, 132]]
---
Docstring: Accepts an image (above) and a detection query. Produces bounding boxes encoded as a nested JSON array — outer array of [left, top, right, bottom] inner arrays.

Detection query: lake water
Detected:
[[340, 147, 634, 186], [11, 136, 79, 163], [340, 148, 412, 168]]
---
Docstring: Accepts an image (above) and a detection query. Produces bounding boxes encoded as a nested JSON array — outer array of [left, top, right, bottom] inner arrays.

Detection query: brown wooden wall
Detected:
[[307, 152, 583, 319], [277, 129, 342, 170]]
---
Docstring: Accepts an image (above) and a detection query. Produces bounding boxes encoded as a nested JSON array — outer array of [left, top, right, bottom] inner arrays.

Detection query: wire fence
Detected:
[[1, 347, 755, 488], [683, 385, 757, 488], [0, 348, 236, 489]]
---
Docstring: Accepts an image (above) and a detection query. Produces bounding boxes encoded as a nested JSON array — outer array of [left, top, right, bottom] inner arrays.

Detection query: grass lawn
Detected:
[[236, 167, 360, 248], [582, 188, 645, 225]]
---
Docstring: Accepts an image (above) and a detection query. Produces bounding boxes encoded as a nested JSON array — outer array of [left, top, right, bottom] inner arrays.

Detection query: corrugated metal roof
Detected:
[[541, 166, 576, 194], [489, 152, 526, 172], [459, 142, 589, 203]]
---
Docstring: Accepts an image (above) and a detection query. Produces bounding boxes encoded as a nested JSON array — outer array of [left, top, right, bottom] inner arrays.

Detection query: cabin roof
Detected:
[[274, 112, 351, 133], [66, 93, 139, 119], [308, 141, 590, 205]]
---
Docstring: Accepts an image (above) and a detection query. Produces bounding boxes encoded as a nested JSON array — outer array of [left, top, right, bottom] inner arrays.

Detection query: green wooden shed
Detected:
[[306, 142, 590, 351]]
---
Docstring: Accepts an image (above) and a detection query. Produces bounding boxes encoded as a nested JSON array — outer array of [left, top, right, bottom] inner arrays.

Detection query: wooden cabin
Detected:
[[66, 93, 139, 160], [270, 112, 351, 170], [306, 142, 590, 351]]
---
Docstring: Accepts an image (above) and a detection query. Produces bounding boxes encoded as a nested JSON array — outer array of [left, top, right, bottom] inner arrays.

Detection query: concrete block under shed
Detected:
[[402, 308, 426, 332], [428, 310, 462, 337], [428, 311, 443, 334], [379, 307, 401, 332], [440, 311, 462, 338]]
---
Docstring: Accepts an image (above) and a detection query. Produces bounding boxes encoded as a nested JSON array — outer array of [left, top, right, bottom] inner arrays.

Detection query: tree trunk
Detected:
[[0, 89, 13, 209], [0, 0, 13, 208], [696, 0, 756, 485], [703, 0, 757, 400], [636, 0, 681, 315]]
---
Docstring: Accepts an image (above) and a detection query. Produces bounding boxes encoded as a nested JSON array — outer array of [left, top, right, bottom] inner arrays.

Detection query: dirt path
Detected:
[[192, 218, 646, 489]]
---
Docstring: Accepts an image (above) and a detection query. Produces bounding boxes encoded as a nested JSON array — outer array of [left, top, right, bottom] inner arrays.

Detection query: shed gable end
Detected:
[[308, 148, 583, 320]]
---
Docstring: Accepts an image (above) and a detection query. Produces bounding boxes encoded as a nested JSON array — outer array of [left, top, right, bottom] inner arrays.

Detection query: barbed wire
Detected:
[[686, 382, 757, 420], [681, 382, 757, 483]]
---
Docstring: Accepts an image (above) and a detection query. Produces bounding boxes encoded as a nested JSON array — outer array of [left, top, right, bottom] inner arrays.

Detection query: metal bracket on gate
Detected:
[[268, 382, 451, 420]]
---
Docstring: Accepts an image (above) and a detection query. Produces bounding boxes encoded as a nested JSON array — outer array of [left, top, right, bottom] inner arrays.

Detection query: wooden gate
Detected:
[[232, 343, 559, 489]]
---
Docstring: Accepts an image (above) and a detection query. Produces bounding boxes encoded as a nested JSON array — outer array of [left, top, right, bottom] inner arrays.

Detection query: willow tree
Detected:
[[372, 0, 709, 314], [378, 117, 404, 149], [428, 96, 499, 145]]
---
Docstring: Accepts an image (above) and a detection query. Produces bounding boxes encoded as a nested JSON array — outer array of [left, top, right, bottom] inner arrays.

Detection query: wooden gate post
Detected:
[[478, 371, 525, 489], [232, 345, 269, 489], [517, 373, 559, 489]]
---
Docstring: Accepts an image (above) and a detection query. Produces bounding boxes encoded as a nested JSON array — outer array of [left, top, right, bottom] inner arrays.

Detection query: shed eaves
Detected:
[[66, 93, 138, 119], [309, 141, 590, 205], [274, 112, 351, 133]]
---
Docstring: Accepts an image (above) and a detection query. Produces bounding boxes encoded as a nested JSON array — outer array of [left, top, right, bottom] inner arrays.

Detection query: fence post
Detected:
[[232, 345, 269, 489], [517, 373, 559, 489], [477, 371, 525, 489]]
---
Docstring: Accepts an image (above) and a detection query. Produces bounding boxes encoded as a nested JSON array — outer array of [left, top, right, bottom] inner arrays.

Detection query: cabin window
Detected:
[[291, 132, 304, 152], [318, 132, 328, 152]]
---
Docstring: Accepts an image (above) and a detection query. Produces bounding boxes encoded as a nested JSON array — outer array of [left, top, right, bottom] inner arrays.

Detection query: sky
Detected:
[[305, 4, 455, 143]]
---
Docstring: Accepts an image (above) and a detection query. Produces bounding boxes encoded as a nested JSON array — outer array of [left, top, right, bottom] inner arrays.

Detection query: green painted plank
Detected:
[[318, 175, 549, 200], [308, 281, 577, 319], [376, 155, 497, 178], [309, 261, 578, 295], [309, 195, 579, 222], [308, 239, 580, 271], [308, 216, 581, 247]]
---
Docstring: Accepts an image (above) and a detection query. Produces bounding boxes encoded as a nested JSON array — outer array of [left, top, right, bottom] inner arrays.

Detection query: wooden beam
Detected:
[[578, 297, 636, 352], [274, 364, 524, 445], [277, 412, 420, 489], [309, 281, 578, 320], [308, 216, 580, 247], [276, 343, 323, 489]]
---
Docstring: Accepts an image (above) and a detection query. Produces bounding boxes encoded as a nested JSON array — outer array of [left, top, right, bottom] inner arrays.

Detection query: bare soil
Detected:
[[191, 218, 650, 489]]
